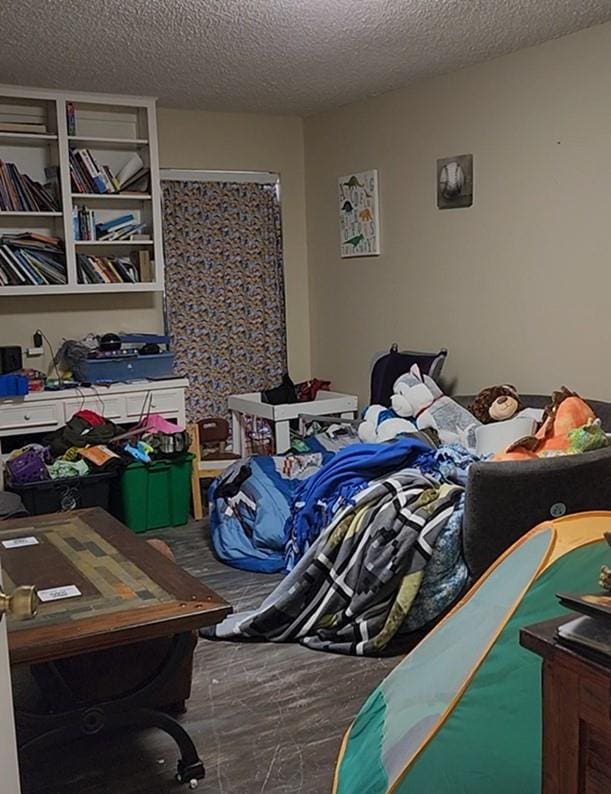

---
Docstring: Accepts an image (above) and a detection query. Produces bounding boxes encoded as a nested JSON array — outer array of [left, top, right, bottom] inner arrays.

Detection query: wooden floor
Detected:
[[17, 520, 401, 794]]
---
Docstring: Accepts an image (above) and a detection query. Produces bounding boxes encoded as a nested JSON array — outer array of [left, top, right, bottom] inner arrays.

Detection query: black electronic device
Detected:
[[139, 343, 160, 356], [0, 346, 23, 374], [99, 333, 122, 352]]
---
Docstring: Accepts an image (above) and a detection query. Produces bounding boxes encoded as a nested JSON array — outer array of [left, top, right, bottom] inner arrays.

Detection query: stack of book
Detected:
[[0, 161, 59, 212], [78, 249, 152, 284], [115, 154, 150, 193], [72, 210, 148, 241], [95, 213, 147, 241], [70, 150, 150, 195], [556, 592, 611, 660], [0, 233, 66, 286], [70, 149, 120, 194], [73, 206, 95, 240]]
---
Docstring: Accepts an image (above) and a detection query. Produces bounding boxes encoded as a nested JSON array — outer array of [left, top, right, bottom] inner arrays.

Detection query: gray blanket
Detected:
[[204, 468, 465, 655]]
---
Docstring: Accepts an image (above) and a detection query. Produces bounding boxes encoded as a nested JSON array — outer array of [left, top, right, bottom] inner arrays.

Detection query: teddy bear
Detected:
[[468, 385, 523, 424]]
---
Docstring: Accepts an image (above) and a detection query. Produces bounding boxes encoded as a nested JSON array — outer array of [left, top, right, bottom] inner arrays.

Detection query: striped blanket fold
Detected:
[[284, 436, 430, 571], [204, 468, 465, 655]]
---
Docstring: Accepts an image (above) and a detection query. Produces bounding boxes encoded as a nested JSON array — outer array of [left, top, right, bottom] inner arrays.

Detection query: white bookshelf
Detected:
[[0, 84, 165, 294]]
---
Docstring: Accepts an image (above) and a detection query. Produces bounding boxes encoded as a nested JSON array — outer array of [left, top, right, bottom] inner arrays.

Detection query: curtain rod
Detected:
[[160, 169, 279, 184]]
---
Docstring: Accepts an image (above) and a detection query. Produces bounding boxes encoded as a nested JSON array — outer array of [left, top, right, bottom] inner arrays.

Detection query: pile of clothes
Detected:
[[7, 410, 120, 486], [7, 409, 190, 487]]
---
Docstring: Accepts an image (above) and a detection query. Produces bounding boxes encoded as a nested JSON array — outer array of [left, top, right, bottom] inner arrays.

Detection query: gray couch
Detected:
[[457, 395, 611, 579]]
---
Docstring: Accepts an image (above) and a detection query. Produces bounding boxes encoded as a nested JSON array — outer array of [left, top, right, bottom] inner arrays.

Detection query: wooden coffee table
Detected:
[[0, 507, 231, 789]]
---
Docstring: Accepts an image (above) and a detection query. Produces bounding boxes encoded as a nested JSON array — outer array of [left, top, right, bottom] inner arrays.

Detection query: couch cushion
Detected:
[[463, 445, 611, 579]]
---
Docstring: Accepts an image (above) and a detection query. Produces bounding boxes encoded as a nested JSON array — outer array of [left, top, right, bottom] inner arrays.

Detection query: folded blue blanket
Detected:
[[285, 436, 430, 570], [210, 452, 330, 573]]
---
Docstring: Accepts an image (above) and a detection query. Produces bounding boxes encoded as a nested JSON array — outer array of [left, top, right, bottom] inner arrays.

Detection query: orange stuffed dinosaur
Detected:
[[494, 387, 596, 461]]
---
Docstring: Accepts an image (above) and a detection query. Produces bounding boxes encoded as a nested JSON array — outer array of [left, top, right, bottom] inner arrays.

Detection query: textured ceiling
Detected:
[[1, 1, 610, 115]]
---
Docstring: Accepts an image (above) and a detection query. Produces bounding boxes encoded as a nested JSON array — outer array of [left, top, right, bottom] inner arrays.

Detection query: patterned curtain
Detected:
[[162, 180, 287, 421]]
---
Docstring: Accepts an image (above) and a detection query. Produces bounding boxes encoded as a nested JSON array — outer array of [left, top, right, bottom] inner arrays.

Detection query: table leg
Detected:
[[188, 423, 204, 521], [231, 410, 242, 457], [274, 419, 291, 454]]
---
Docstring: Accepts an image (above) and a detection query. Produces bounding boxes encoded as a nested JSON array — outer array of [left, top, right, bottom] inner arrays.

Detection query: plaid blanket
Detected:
[[204, 468, 464, 655]]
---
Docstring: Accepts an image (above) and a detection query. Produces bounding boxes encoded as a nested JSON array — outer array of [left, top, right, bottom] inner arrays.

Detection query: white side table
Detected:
[[228, 391, 358, 455]]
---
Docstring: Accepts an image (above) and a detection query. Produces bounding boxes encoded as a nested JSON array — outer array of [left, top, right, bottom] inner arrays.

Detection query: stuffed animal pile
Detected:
[[359, 365, 480, 446], [359, 375, 608, 461], [495, 387, 606, 461]]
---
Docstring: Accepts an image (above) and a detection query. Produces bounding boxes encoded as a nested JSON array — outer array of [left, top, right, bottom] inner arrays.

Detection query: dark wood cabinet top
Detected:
[[520, 616, 611, 675]]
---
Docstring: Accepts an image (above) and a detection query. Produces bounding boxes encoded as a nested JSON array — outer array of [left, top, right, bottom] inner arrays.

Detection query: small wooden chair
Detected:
[[188, 420, 240, 521]]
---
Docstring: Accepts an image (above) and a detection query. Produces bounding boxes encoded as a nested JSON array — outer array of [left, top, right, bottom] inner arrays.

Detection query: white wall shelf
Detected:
[[0, 84, 165, 296], [0, 211, 62, 217], [74, 240, 154, 246], [67, 135, 149, 149], [0, 131, 58, 145], [72, 192, 151, 201]]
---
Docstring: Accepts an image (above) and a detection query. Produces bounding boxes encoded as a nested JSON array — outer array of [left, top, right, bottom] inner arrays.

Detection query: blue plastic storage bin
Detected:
[[0, 374, 28, 396], [72, 352, 175, 383]]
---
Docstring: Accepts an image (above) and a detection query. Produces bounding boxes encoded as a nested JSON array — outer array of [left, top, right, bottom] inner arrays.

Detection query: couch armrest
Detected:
[[463, 446, 611, 580]]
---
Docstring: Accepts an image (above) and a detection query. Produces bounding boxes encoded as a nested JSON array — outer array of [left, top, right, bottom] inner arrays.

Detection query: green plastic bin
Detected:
[[120, 453, 194, 533]]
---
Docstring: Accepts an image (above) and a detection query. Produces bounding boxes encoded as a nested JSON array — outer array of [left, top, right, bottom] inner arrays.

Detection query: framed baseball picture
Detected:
[[437, 154, 473, 209], [338, 169, 381, 257]]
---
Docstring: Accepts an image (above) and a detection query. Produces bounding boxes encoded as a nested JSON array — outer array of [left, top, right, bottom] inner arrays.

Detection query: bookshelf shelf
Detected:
[[0, 282, 161, 296], [0, 211, 62, 217], [0, 132, 58, 145], [71, 192, 151, 201], [0, 283, 68, 295], [73, 282, 160, 293], [0, 84, 164, 295], [75, 240, 154, 246], [67, 135, 149, 150]]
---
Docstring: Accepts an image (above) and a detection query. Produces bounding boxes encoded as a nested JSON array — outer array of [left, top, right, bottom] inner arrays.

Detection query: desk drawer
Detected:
[[126, 390, 181, 418], [63, 396, 126, 423], [0, 402, 61, 431]]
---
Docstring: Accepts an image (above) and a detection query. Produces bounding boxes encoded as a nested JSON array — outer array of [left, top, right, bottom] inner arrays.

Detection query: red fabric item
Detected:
[[74, 409, 106, 426], [296, 379, 331, 402]]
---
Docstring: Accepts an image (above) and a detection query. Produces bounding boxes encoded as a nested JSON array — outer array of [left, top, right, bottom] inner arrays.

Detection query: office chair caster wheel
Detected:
[[176, 757, 205, 787], [175, 773, 196, 787]]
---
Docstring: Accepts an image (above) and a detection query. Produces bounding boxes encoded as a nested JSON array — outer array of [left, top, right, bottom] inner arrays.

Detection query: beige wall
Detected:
[[304, 22, 611, 404], [4, 21, 610, 399], [0, 108, 310, 381]]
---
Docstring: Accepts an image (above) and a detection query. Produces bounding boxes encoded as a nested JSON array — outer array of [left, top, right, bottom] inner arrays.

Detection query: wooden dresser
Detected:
[[521, 617, 611, 794]]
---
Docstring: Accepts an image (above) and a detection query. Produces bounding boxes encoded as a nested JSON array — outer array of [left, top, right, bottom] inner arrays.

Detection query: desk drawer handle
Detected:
[[23, 414, 31, 421]]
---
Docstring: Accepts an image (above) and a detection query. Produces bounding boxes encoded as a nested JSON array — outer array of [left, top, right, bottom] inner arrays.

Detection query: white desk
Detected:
[[228, 390, 358, 455], [0, 378, 188, 487]]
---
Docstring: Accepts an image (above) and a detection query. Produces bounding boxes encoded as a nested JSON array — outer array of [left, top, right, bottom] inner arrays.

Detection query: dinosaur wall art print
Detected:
[[338, 168, 380, 257]]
